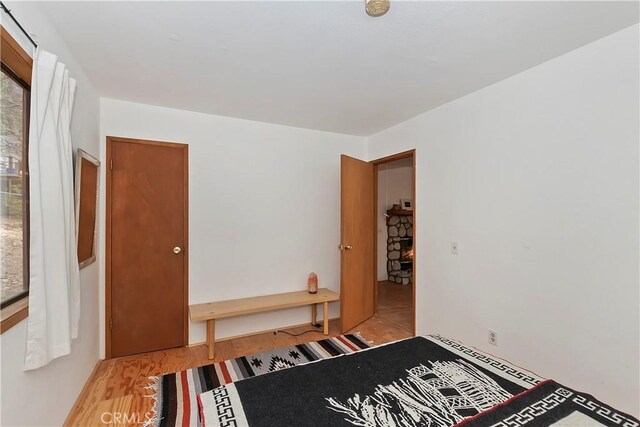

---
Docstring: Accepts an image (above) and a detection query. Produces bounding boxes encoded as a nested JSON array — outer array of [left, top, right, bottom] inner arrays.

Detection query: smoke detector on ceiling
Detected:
[[365, 0, 390, 17]]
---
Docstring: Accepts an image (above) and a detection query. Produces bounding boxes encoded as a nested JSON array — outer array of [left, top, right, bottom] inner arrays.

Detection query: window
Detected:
[[0, 26, 32, 332], [1, 66, 29, 307]]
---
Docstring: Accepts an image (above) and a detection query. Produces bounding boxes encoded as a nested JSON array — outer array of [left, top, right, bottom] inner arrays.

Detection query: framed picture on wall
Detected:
[[400, 199, 413, 210]]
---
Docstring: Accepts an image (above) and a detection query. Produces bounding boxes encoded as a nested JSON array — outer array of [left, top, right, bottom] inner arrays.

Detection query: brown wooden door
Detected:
[[340, 155, 375, 332], [107, 137, 188, 358]]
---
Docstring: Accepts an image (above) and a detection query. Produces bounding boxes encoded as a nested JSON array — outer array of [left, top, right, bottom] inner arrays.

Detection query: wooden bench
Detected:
[[189, 288, 340, 359]]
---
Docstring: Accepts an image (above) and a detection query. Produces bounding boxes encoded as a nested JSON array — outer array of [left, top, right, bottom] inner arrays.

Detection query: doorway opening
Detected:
[[373, 151, 415, 336], [338, 150, 415, 335]]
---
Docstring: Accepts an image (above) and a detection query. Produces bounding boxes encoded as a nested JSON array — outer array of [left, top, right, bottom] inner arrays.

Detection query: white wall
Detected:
[[99, 99, 367, 355], [0, 2, 101, 426], [376, 158, 413, 280], [368, 24, 639, 415]]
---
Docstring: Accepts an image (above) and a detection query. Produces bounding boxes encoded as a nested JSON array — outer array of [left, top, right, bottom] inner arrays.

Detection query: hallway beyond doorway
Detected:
[[377, 281, 413, 335]]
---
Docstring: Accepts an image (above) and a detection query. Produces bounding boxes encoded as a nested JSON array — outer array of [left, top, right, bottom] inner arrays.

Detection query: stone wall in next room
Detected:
[[386, 214, 413, 285]]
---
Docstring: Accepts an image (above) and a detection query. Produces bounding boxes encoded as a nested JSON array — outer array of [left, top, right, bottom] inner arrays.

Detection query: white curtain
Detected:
[[24, 49, 80, 371]]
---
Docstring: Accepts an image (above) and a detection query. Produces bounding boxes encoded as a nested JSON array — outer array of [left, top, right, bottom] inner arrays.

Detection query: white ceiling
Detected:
[[40, 1, 638, 136]]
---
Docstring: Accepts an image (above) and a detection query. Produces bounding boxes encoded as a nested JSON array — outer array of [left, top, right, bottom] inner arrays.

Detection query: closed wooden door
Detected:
[[340, 155, 375, 332], [107, 137, 188, 358]]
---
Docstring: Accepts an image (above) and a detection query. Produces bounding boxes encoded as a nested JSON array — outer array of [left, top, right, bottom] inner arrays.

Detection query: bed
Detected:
[[197, 335, 638, 427]]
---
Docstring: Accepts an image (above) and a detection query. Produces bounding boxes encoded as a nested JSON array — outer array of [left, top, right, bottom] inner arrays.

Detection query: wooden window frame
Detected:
[[1, 25, 32, 334]]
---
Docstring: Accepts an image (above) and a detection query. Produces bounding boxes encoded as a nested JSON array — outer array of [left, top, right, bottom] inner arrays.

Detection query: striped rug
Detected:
[[147, 333, 371, 427]]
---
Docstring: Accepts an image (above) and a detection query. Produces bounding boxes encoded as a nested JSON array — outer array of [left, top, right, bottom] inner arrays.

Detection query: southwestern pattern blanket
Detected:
[[148, 334, 370, 427], [199, 335, 544, 426], [199, 335, 638, 427]]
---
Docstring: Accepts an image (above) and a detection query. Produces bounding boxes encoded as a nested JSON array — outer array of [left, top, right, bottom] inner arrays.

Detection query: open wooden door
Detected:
[[340, 155, 375, 332]]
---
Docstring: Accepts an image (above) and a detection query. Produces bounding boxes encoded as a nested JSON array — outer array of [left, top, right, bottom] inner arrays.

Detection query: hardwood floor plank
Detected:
[[231, 330, 278, 357], [102, 358, 144, 400], [89, 395, 134, 427], [141, 346, 193, 377], [189, 339, 236, 368], [127, 383, 156, 427]]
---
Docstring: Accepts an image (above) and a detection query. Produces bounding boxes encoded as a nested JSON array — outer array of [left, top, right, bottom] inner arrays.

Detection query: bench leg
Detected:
[[311, 304, 317, 325], [323, 302, 329, 335], [207, 319, 215, 359]]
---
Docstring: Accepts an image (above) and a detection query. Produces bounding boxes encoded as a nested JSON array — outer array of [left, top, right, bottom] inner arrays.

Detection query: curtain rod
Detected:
[[0, 1, 38, 48]]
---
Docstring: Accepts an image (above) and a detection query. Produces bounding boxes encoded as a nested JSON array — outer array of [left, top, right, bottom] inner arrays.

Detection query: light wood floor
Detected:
[[65, 282, 413, 426]]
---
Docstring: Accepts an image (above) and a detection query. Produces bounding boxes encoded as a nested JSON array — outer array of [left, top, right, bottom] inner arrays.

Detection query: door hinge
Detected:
[[109, 318, 113, 329], [110, 159, 113, 170]]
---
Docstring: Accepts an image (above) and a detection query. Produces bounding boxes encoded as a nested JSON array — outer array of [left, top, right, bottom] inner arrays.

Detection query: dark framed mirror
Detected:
[[75, 149, 100, 269]]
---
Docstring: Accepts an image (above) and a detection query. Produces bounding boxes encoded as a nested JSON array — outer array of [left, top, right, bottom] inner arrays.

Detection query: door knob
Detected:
[[173, 246, 182, 254], [338, 244, 353, 251]]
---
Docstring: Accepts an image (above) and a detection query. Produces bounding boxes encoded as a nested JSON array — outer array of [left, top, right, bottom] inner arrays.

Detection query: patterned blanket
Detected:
[[199, 335, 543, 426], [198, 335, 638, 427]]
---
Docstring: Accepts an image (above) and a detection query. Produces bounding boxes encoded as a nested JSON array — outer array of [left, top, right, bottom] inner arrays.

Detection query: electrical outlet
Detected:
[[489, 330, 498, 346], [451, 241, 459, 255]]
